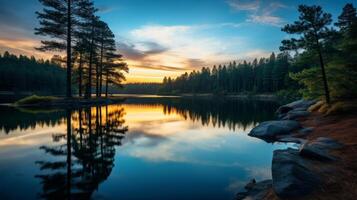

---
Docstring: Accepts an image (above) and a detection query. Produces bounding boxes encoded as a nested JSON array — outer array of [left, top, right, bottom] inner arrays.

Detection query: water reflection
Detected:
[[125, 98, 278, 131], [35, 107, 128, 199], [0, 98, 281, 200]]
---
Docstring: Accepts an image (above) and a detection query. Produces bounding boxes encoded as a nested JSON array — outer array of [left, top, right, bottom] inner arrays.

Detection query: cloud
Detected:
[[116, 23, 274, 82], [227, 0, 259, 11], [0, 38, 52, 59], [132, 64, 190, 72], [117, 40, 168, 60], [227, 0, 286, 26], [117, 24, 245, 80], [97, 5, 119, 14], [247, 15, 284, 27]]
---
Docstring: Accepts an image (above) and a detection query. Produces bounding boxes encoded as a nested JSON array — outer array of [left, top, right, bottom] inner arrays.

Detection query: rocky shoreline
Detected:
[[237, 99, 344, 200]]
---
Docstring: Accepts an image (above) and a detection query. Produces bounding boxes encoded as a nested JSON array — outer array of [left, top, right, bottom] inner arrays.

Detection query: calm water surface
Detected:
[[0, 97, 287, 200]]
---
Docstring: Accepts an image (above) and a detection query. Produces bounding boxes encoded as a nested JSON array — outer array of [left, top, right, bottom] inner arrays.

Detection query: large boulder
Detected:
[[248, 120, 301, 140], [276, 99, 317, 115], [236, 179, 272, 200], [281, 110, 310, 120], [299, 137, 343, 161], [272, 148, 320, 198]]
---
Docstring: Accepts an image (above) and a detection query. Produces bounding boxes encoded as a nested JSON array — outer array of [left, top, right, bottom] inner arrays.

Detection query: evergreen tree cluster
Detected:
[[0, 51, 66, 94], [35, 0, 128, 98], [161, 52, 292, 94]]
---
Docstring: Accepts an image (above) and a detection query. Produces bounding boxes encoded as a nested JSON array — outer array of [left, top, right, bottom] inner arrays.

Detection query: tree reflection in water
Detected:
[[35, 105, 128, 199]]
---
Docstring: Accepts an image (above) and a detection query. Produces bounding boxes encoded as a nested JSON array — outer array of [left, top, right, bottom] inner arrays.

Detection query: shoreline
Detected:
[[237, 100, 357, 200], [12, 96, 126, 109]]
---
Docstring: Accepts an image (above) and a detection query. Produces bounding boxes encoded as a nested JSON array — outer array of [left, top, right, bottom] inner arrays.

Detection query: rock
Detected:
[[236, 180, 272, 200], [276, 99, 317, 115], [277, 137, 307, 144], [281, 110, 310, 120], [248, 120, 301, 140], [299, 137, 342, 161], [244, 179, 256, 190], [299, 127, 314, 135], [272, 148, 320, 198]]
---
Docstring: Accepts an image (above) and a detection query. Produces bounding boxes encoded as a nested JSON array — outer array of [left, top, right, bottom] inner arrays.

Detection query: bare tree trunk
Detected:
[[316, 39, 330, 104], [86, 30, 94, 99], [99, 38, 104, 97], [96, 62, 99, 97], [78, 52, 83, 97], [99, 68, 103, 97], [105, 70, 109, 98], [66, 0, 72, 98]]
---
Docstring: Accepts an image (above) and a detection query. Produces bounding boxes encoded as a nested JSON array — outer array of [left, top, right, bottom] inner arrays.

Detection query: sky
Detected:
[[0, 0, 353, 82]]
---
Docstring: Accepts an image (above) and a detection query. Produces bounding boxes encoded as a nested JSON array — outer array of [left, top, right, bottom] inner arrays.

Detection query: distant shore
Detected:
[[11, 95, 126, 109]]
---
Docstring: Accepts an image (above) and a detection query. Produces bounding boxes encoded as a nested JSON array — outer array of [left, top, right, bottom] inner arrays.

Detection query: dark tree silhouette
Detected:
[[35, 106, 128, 199], [35, 0, 80, 98], [335, 3, 357, 32]]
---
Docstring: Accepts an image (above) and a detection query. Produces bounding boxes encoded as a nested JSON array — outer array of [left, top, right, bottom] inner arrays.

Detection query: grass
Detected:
[[308, 100, 357, 115], [15, 95, 59, 106]]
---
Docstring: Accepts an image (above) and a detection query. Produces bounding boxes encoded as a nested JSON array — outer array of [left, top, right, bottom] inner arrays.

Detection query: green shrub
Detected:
[[290, 65, 357, 101], [275, 89, 302, 104]]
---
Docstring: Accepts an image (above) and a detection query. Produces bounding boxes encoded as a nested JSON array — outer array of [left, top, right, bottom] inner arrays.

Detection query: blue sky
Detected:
[[0, 0, 354, 82]]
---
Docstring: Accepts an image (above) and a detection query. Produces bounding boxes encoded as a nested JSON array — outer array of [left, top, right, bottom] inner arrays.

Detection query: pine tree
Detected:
[[335, 3, 357, 32], [35, 0, 81, 98], [281, 5, 334, 103]]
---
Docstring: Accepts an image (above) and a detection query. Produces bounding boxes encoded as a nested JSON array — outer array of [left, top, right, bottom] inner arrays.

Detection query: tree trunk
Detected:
[[99, 68, 103, 97], [86, 29, 94, 99], [105, 70, 109, 98], [78, 52, 83, 97], [316, 39, 331, 104], [99, 37, 104, 97], [96, 62, 99, 97], [66, 0, 72, 98]]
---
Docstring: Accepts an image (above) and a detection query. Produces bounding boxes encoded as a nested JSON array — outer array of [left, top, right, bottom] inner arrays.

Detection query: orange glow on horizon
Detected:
[[0, 39, 194, 83]]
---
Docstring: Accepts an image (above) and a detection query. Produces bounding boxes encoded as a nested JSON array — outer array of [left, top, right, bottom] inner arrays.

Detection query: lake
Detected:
[[0, 97, 289, 200]]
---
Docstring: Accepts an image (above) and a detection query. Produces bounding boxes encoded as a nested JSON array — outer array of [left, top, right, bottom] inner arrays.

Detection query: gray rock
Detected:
[[299, 137, 342, 161], [272, 148, 320, 198], [276, 99, 317, 115], [299, 127, 314, 135], [248, 120, 301, 140], [277, 137, 307, 144], [281, 110, 310, 120], [236, 179, 272, 200]]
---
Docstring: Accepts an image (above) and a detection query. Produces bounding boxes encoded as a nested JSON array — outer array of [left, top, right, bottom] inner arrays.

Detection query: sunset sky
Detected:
[[0, 0, 352, 82]]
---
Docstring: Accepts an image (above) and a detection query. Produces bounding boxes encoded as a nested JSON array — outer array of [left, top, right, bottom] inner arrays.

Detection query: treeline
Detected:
[[161, 3, 357, 103], [161, 52, 293, 94], [36, 0, 128, 98], [0, 51, 66, 94], [115, 83, 162, 94]]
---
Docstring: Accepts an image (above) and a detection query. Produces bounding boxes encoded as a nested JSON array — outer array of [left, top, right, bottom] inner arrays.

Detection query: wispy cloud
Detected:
[[226, 0, 259, 11], [132, 64, 190, 72], [247, 15, 284, 27], [120, 24, 241, 73], [116, 23, 273, 82], [227, 0, 286, 27]]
